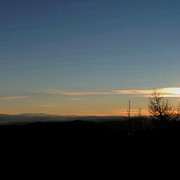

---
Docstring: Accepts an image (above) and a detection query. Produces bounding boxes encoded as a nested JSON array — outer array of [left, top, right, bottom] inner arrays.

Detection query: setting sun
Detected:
[[160, 88, 180, 97]]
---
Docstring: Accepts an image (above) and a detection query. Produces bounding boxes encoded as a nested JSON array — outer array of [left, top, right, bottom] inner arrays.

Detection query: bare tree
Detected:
[[148, 90, 173, 126], [174, 103, 180, 121]]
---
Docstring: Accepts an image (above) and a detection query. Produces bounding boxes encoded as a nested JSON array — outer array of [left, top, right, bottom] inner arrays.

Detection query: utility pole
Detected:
[[138, 108, 141, 118], [138, 108, 142, 131], [127, 100, 131, 135]]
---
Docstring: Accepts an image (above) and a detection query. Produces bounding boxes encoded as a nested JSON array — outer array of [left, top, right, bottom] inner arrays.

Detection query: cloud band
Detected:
[[0, 96, 30, 100], [44, 87, 180, 97]]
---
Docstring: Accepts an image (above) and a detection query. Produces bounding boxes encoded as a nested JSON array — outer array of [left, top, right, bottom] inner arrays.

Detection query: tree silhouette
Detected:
[[148, 90, 173, 127]]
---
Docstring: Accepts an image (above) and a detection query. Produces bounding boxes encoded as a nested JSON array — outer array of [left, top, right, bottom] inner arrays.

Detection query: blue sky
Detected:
[[1, 0, 180, 115]]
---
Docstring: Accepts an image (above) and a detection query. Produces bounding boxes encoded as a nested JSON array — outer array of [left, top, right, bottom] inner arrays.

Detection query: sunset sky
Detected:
[[1, 0, 180, 116]]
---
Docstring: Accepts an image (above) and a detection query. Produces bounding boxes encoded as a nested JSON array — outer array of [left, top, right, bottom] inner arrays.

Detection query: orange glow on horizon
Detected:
[[0, 108, 149, 117]]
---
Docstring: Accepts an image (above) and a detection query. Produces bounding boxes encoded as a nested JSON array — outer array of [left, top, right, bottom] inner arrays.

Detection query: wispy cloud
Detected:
[[69, 98, 87, 101], [43, 89, 154, 96], [44, 87, 180, 97], [38, 105, 58, 107], [0, 96, 30, 100], [111, 89, 153, 95], [44, 90, 112, 96]]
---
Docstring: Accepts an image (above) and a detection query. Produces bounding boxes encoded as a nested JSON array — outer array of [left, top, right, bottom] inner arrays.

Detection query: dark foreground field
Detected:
[[1, 119, 180, 169], [1, 119, 180, 148]]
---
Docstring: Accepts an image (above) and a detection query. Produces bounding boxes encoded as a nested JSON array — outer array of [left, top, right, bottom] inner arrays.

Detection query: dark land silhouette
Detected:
[[1, 114, 180, 149]]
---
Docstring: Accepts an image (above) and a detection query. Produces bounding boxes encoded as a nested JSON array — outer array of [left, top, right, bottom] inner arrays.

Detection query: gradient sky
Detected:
[[1, 0, 180, 115]]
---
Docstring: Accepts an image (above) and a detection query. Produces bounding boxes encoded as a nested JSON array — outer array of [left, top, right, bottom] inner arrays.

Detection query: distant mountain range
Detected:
[[0, 113, 132, 125], [18, 113, 58, 117]]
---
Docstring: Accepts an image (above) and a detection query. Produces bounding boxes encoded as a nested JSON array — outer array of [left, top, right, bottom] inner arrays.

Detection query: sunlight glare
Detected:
[[162, 88, 180, 95]]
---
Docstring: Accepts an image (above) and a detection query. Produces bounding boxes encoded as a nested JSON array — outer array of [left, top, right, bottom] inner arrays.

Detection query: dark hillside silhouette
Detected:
[[1, 118, 180, 148]]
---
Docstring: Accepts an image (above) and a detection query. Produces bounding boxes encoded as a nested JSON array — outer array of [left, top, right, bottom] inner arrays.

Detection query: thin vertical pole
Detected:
[[128, 100, 131, 135], [139, 108, 141, 118]]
